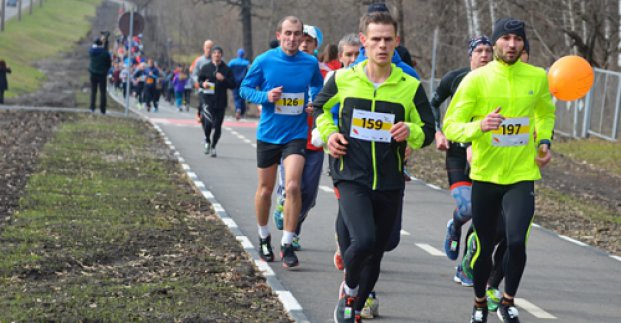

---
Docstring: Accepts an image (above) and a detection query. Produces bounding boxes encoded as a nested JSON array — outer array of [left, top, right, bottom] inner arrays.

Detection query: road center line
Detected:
[[415, 243, 445, 256], [515, 298, 557, 319]]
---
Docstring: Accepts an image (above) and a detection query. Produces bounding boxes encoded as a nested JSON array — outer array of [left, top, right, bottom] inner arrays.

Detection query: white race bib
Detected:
[[275, 92, 305, 115], [491, 117, 530, 146], [350, 109, 395, 143], [200, 82, 215, 94]]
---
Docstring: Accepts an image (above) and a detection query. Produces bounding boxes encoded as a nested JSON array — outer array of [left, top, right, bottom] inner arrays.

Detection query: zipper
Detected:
[[371, 88, 378, 190]]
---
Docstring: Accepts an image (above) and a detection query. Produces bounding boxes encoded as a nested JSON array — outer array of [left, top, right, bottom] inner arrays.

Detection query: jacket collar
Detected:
[[353, 60, 403, 86]]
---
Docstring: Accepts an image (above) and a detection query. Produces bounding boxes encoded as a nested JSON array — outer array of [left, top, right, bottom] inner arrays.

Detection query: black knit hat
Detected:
[[367, 3, 389, 13], [491, 18, 526, 45]]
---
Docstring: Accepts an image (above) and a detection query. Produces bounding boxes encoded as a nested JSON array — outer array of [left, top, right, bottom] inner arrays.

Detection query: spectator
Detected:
[[0, 60, 11, 105], [88, 36, 112, 114]]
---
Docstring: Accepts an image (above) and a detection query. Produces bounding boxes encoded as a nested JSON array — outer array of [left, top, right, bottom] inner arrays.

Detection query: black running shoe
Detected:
[[280, 243, 299, 268], [471, 302, 488, 323], [497, 298, 520, 323], [258, 235, 274, 262]]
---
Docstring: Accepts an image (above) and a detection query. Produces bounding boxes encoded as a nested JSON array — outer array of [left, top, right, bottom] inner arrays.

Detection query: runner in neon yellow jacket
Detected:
[[442, 58, 555, 185]]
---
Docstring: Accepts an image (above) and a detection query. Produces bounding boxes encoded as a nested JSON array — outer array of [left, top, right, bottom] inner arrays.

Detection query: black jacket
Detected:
[[197, 61, 236, 109], [0, 66, 10, 91], [89, 46, 112, 76]]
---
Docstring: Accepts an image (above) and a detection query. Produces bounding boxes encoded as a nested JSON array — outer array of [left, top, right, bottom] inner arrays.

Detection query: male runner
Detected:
[[315, 12, 434, 322], [431, 36, 493, 286], [443, 18, 555, 323], [272, 24, 325, 251], [197, 46, 236, 157], [240, 16, 323, 269]]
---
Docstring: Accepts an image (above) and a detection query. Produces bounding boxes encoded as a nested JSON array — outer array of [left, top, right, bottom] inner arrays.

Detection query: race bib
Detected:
[[350, 109, 395, 143], [201, 82, 215, 94], [491, 117, 530, 146], [275, 92, 304, 115]]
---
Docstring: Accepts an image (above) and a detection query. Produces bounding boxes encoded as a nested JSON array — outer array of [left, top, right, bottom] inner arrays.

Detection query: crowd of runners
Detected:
[[93, 3, 556, 322]]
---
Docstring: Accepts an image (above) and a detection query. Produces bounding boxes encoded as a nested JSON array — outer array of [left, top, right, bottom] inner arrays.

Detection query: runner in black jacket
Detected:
[[197, 46, 236, 157]]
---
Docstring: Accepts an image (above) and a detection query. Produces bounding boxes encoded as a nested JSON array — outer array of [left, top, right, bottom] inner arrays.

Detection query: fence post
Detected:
[[612, 78, 621, 140], [1, 0, 5, 32], [581, 89, 592, 138]]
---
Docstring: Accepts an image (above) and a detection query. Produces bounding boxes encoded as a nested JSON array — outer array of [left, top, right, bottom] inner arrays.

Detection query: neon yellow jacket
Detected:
[[314, 61, 435, 190], [443, 60, 555, 185]]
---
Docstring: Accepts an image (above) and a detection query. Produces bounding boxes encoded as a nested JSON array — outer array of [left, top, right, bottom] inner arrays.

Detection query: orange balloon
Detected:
[[548, 55, 594, 101]]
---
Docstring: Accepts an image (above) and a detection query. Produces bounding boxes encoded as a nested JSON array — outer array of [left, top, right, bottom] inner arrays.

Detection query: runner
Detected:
[[442, 18, 555, 323], [314, 12, 435, 322], [271, 24, 324, 251], [143, 58, 160, 112], [190, 40, 214, 115], [228, 48, 250, 120], [240, 16, 323, 269], [430, 36, 493, 287], [197, 46, 236, 157]]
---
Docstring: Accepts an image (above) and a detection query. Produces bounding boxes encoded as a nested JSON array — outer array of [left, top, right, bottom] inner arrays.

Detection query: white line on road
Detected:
[[254, 259, 275, 276], [426, 183, 442, 190], [276, 291, 303, 312], [515, 298, 557, 319], [243, 139, 252, 144], [236, 236, 253, 249], [221, 218, 238, 229], [186, 171, 197, 179], [415, 243, 446, 257], [400, 230, 411, 236], [319, 185, 334, 193], [181, 164, 190, 170], [212, 204, 225, 213], [559, 235, 589, 247], [611, 255, 621, 262], [193, 181, 205, 189], [251, 143, 257, 148], [201, 190, 214, 199]]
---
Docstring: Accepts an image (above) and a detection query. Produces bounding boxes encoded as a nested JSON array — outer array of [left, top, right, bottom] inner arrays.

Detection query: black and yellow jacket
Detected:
[[314, 61, 435, 191]]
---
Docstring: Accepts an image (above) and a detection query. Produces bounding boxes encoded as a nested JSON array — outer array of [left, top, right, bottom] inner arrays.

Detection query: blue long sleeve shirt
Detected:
[[240, 47, 323, 144]]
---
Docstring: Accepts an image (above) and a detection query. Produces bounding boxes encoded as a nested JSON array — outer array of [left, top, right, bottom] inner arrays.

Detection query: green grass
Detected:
[[0, 115, 287, 321], [554, 138, 621, 177], [538, 186, 621, 224], [0, 0, 102, 97]]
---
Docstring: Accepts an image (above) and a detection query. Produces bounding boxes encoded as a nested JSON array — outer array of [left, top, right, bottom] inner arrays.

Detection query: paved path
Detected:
[[109, 90, 621, 323], [2, 0, 33, 22]]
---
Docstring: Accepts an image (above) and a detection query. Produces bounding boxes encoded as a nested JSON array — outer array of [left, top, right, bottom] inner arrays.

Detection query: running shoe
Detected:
[[235, 110, 241, 121], [280, 243, 299, 268], [258, 235, 274, 262], [461, 232, 476, 281], [204, 142, 210, 155], [210, 147, 217, 158], [471, 302, 488, 323], [486, 288, 502, 312], [360, 291, 379, 319], [272, 196, 284, 230], [497, 298, 520, 323], [334, 294, 359, 323], [292, 235, 301, 251], [453, 265, 473, 287], [444, 218, 460, 260], [403, 168, 412, 182], [334, 249, 345, 271]]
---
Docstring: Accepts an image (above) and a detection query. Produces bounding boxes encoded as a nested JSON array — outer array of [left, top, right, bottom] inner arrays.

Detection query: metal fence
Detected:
[[422, 67, 621, 142]]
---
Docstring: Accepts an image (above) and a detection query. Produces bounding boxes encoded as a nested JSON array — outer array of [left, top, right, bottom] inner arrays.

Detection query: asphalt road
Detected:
[[111, 91, 621, 323], [2, 0, 33, 22]]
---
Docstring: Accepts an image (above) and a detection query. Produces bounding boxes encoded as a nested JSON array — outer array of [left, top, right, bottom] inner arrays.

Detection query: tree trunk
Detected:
[[471, 0, 481, 36], [488, 0, 495, 25], [396, 0, 405, 45], [464, 0, 473, 37], [240, 0, 253, 60]]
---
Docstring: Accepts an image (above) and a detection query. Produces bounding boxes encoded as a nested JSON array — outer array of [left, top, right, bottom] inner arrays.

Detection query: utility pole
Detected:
[[1, 0, 5, 32], [29, 0, 33, 15], [17, 0, 21, 21]]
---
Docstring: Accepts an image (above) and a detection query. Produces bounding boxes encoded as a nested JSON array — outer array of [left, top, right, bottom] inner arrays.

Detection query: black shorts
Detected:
[[256, 139, 306, 168], [445, 142, 471, 188]]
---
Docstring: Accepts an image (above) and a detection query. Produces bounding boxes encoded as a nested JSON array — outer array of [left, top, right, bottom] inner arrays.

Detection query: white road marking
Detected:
[[186, 171, 197, 179], [181, 164, 190, 170], [212, 204, 225, 213], [193, 181, 205, 189], [559, 235, 589, 247], [400, 230, 411, 236], [276, 291, 303, 312], [254, 259, 275, 276], [243, 139, 252, 144], [415, 243, 445, 257], [515, 298, 557, 319], [426, 183, 442, 190], [221, 218, 238, 228], [201, 190, 214, 199], [251, 143, 257, 148], [319, 185, 334, 193], [236, 236, 253, 249], [610, 255, 621, 262]]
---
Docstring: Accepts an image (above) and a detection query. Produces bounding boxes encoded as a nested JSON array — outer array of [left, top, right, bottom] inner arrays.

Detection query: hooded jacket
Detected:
[[89, 46, 111, 76]]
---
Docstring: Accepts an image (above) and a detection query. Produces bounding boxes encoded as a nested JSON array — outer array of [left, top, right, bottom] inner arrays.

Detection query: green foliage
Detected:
[[0, 0, 102, 97]]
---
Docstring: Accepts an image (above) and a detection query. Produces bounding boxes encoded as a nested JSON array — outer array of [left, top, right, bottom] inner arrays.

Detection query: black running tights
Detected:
[[336, 181, 401, 311], [471, 180, 534, 298]]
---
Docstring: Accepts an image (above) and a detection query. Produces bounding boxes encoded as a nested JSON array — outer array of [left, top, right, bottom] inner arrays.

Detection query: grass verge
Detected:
[[0, 0, 102, 98], [0, 114, 289, 321], [554, 137, 621, 177]]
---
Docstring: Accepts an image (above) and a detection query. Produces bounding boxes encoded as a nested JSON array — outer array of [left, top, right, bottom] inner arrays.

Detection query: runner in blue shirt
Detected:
[[240, 15, 323, 269]]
